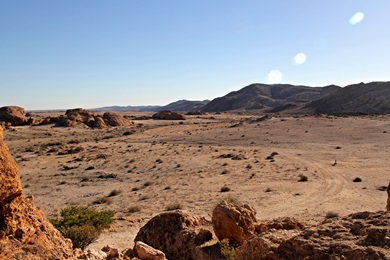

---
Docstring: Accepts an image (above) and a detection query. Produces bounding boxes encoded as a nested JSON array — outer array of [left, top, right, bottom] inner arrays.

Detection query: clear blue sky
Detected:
[[1, 1, 389, 110]]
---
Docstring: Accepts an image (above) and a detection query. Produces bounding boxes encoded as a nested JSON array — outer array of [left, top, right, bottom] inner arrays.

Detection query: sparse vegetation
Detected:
[[220, 186, 231, 192], [165, 203, 182, 211], [298, 174, 308, 182], [127, 206, 141, 213], [353, 177, 362, 182], [51, 206, 114, 249], [92, 197, 112, 205], [220, 238, 235, 260], [325, 211, 339, 219], [107, 189, 122, 197]]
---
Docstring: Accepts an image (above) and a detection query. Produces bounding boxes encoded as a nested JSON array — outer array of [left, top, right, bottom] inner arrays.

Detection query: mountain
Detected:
[[304, 81, 390, 114], [93, 100, 209, 112], [201, 84, 341, 112]]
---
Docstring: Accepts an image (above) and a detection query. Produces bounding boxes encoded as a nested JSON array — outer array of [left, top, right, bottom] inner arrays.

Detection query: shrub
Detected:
[[220, 238, 235, 260], [220, 186, 231, 192], [107, 189, 122, 197], [353, 177, 362, 182], [325, 211, 339, 219], [165, 203, 182, 211], [298, 174, 308, 182], [51, 206, 114, 249]]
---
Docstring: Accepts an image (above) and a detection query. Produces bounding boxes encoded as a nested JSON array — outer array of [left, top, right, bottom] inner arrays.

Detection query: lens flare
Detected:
[[267, 70, 283, 84], [349, 12, 364, 25], [293, 52, 307, 65]]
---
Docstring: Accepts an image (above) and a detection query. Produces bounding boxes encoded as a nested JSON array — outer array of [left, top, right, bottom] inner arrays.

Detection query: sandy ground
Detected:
[[3, 113, 389, 251]]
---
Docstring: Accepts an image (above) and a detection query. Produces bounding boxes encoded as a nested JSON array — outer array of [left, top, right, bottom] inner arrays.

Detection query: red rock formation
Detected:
[[0, 127, 77, 259], [212, 201, 257, 246], [152, 110, 187, 120], [135, 211, 222, 259], [0, 106, 28, 126]]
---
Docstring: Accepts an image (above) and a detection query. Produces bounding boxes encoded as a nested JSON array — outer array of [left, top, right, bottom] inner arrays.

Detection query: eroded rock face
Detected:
[[0, 106, 28, 126], [135, 211, 222, 259], [152, 110, 187, 120], [0, 127, 77, 259], [212, 201, 257, 246]]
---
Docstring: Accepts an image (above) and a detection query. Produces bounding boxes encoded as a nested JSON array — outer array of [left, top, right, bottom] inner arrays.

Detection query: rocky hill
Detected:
[[94, 100, 209, 112], [201, 84, 340, 112], [305, 81, 390, 114]]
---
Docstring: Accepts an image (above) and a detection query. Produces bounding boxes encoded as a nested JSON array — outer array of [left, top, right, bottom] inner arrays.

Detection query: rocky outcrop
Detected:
[[212, 201, 257, 246], [235, 211, 390, 259], [0, 106, 28, 126], [103, 112, 132, 127], [134, 211, 223, 259], [152, 110, 187, 120], [52, 108, 133, 128], [0, 127, 77, 259]]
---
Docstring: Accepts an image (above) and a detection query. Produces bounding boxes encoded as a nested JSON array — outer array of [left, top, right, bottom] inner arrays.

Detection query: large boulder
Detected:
[[135, 211, 222, 259], [103, 112, 132, 127], [0, 127, 77, 259], [0, 106, 27, 126], [152, 110, 187, 120], [135, 241, 166, 260], [212, 201, 257, 246]]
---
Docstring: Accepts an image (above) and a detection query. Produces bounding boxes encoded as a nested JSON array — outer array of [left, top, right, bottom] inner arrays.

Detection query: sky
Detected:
[[1, 1, 390, 110]]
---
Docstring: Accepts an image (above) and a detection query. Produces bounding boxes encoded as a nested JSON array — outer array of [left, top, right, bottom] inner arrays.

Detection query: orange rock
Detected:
[[387, 182, 390, 211], [135, 241, 166, 260], [0, 127, 77, 259], [0, 106, 27, 126], [212, 201, 257, 246]]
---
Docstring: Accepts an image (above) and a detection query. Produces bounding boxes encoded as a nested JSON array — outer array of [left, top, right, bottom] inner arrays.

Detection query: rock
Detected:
[[152, 110, 187, 120], [387, 182, 390, 211], [57, 117, 78, 127], [102, 245, 121, 259], [134, 241, 166, 260], [93, 116, 108, 129], [85, 248, 107, 260], [0, 106, 27, 126], [212, 201, 257, 246], [236, 211, 390, 259], [0, 127, 77, 259], [255, 217, 305, 233], [135, 211, 222, 259], [103, 112, 132, 127]]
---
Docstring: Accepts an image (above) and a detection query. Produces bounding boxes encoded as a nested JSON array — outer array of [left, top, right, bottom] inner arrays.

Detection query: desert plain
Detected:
[[3, 112, 389, 251]]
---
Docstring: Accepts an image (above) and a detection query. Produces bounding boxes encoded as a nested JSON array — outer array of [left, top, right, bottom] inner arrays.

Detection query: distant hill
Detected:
[[304, 81, 390, 114], [201, 84, 341, 112], [93, 100, 209, 112]]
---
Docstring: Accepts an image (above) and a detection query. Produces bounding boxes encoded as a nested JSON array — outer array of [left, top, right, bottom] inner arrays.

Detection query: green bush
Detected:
[[51, 206, 114, 249], [220, 238, 235, 260]]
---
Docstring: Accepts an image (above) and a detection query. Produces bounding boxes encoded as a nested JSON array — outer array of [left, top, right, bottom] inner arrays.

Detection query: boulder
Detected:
[[212, 201, 257, 246], [152, 110, 187, 120], [101, 245, 121, 259], [0, 106, 27, 126], [255, 217, 305, 233], [93, 116, 108, 129], [135, 241, 166, 260], [103, 112, 132, 127], [135, 211, 222, 259], [0, 127, 77, 259]]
